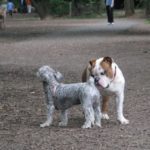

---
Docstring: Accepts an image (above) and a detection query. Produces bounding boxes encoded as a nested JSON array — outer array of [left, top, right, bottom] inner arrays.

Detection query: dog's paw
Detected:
[[118, 117, 129, 125], [58, 121, 67, 127], [101, 113, 109, 120], [40, 122, 51, 128], [82, 123, 92, 129], [95, 122, 101, 128]]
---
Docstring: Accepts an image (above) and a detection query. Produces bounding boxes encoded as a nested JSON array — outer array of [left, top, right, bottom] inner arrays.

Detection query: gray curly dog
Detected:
[[37, 66, 101, 128]]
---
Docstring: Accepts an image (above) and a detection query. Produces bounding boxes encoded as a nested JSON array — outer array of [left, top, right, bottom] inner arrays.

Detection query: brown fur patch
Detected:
[[89, 59, 96, 68], [82, 66, 89, 82], [101, 57, 113, 78], [82, 59, 96, 82], [102, 96, 110, 113], [103, 56, 112, 65]]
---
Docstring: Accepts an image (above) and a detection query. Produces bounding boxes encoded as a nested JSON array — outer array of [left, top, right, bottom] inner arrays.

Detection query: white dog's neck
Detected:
[[110, 64, 117, 82], [49, 81, 59, 97]]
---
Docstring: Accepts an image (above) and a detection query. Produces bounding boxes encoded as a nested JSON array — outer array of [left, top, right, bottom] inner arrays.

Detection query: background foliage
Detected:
[[0, 0, 149, 18]]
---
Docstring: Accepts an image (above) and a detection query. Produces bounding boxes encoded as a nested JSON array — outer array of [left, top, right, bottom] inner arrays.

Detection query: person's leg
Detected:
[[11, 10, 13, 16], [28, 5, 32, 13], [27, 5, 31, 13], [9, 10, 13, 16], [110, 7, 114, 23], [106, 6, 110, 23]]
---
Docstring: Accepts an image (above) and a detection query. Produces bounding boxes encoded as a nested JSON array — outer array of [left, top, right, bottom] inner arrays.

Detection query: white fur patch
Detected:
[[101, 113, 110, 120]]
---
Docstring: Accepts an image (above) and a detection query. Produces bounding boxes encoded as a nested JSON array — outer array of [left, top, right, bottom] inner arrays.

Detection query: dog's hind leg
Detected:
[[59, 110, 68, 127], [116, 92, 129, 125]]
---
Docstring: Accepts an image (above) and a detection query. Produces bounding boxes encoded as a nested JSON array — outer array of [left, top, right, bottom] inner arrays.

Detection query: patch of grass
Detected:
[[145, 19, 150, 24], [147, 19, 150, 23], [60, 14, 101, 19], [67, 13, 103, 19]]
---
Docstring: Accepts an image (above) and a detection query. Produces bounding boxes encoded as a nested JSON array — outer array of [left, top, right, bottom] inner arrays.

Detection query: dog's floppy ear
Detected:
[[89, 59, 96, 68], [54, 71, 63, 82], [103, 57, 113, 66], [82, 59, 96, 82], [102, 57, 114, 78]]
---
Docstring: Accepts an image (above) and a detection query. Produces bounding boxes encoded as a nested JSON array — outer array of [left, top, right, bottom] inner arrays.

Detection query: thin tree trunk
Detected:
[[145, 0, 150, 17], [72, 0, 81, 16], [124, 0, 135, 16], [32, 0, 50, 20]]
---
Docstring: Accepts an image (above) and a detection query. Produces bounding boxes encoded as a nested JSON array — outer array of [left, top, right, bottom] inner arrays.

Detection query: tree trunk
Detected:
[[32, 0, 50, 20], [124, 0, 135, 16], [72, 0, 81, 16], [145, 0, 150, 17]]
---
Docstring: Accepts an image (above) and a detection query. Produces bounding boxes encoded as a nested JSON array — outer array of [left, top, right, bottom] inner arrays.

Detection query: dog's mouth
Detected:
[[97, 83, 109, 89], [96, 82, 109, 89], [94, 77, 109, 89]]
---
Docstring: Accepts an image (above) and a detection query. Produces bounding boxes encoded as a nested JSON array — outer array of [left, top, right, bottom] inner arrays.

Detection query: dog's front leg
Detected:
[[94, 105, 101, 127], [82, 106, 95, 129], [40, 82, 54, 128], [59, 110, 68, 127], [101, 96, 110, 120], [40, 105, 55, 128], [116, 92, 129, 125]]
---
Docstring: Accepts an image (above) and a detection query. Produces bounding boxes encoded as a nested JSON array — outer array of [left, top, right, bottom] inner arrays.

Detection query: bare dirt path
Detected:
[[0, 17, 150, 150]]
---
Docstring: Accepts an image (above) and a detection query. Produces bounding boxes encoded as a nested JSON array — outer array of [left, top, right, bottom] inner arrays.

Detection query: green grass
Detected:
[[67, 13, 103, 19], [147, 19, 150, 23], [145, 19, 150, 24]]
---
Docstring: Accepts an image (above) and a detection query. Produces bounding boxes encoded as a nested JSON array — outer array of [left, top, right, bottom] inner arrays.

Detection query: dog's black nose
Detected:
[[94, 76, 100, 85], [91, 74, 94, 78]]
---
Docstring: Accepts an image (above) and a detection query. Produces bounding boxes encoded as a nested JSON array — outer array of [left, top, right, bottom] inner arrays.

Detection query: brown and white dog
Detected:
[[82, 56, 129, 125]]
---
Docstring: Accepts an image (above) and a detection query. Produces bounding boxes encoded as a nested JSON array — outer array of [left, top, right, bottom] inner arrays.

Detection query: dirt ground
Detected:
[[0, 16, 150, 150]]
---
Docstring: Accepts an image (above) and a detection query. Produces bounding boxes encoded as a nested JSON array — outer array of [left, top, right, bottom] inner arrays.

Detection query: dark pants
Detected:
[[106, 6, 114, 23], [8, 10, 13, 16]]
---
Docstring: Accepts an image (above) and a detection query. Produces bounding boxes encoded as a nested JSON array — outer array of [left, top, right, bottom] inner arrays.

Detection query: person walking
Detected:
[[19, 0, 27, 13], [26, 0, 32, 13], [105, 0, 114, 25], [7, 0, 14, 16]]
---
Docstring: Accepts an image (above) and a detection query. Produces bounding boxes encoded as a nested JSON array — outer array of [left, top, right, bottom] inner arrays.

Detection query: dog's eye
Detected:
[[54, 74, 57, 79], [100, 71, 106, 75]]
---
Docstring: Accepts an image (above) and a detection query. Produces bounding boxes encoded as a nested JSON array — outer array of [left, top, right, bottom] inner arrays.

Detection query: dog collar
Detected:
[[50, 84, 58, 98], [52, 86, 57, 97]]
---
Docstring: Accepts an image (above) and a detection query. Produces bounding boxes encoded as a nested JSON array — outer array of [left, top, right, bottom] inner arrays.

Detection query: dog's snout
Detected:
[[94, 76, 100, 84]]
